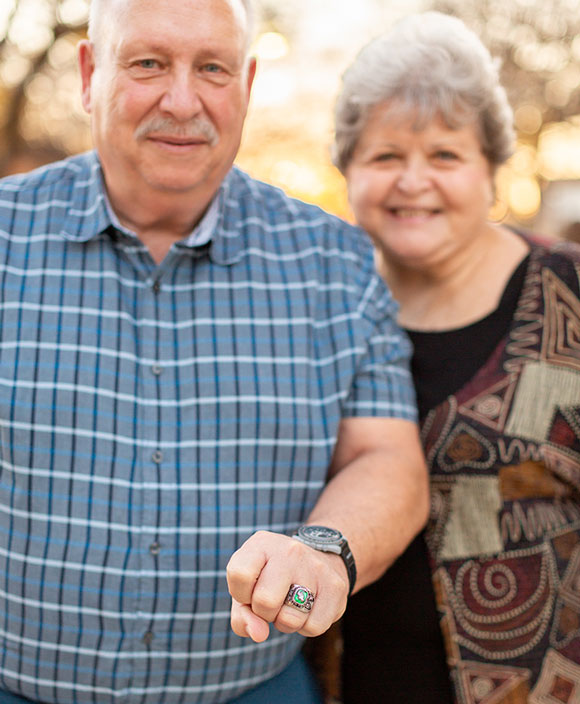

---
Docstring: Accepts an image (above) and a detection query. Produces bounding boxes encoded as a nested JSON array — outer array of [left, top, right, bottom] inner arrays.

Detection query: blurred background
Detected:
[[2, 0, 580, 238]]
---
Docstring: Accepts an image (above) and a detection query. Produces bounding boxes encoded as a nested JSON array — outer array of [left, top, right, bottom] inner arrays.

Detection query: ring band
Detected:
[[285, 584, 315, 612]]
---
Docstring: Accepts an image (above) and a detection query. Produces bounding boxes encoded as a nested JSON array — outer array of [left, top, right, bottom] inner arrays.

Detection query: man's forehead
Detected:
[[101, 0, 249, 21], [90, 0, 252, 55]]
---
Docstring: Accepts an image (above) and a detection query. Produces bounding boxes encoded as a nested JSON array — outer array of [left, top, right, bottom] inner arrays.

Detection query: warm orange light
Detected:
[[253, 32, 289, 61], [508, 177, 541, 219]]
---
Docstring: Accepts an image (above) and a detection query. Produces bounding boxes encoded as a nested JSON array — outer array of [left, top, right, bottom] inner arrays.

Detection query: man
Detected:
[[0, 0, 428, 702]]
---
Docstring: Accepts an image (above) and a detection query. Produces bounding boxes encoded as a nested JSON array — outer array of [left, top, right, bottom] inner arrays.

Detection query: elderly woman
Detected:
[[332, 11, 580, 704]]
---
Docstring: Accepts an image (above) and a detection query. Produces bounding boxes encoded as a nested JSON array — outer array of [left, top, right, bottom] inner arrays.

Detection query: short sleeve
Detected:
[[343, 273, 418, 422]]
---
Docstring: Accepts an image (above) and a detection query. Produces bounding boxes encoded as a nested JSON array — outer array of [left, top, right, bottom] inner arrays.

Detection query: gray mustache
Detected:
[[135, 116, 219, 145]]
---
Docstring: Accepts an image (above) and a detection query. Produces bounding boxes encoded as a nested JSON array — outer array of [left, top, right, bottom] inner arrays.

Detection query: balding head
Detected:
[[87, 0, 255, 57]]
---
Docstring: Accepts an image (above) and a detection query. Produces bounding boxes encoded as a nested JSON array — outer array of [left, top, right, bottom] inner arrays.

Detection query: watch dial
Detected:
[[302, 525, 340, 542]]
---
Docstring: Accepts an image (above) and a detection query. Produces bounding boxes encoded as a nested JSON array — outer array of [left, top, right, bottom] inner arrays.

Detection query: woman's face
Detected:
[[345, 103, 495, 273]]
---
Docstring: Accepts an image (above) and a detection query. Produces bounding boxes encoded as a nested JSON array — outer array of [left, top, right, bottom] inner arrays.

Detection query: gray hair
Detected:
[[333, 12, 515, 173], [88, 0, 255, 55]]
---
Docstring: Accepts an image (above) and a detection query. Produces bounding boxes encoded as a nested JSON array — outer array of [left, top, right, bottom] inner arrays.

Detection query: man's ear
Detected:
[[78, 40, 96, 114], [246, 56, 257, 99]]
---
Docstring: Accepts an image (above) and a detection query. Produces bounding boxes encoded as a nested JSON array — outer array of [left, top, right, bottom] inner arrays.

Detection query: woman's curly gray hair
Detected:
[[333, 12, 515, 173]]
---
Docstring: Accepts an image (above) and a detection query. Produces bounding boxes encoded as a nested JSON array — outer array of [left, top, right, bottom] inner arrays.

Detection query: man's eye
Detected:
[[203, 64, 223, 73], [138, 59, 159, 69]]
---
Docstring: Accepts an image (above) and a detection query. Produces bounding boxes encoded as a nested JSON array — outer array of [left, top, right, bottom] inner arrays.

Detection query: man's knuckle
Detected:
[[252, 588, 279, 613], [276, 608, 305, 631], [301, 619, 328, 638], [329, 571, 349, 594], [226, 563, 252, 585]]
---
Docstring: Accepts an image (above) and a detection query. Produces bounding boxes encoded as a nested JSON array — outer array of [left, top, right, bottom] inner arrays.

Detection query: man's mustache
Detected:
[[135, 116, 219, 145]]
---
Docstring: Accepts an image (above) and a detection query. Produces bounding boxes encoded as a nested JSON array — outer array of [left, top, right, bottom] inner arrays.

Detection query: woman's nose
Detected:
[[396, 159, 431, 194]]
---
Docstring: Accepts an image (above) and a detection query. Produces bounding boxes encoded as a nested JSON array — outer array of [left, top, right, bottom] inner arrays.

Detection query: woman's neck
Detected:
[[380, 225, 530, 331]]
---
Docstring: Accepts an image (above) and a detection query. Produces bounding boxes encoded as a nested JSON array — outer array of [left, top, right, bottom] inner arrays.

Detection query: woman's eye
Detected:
[[435, 150, 458, 160], [375, 153, 398, 162]]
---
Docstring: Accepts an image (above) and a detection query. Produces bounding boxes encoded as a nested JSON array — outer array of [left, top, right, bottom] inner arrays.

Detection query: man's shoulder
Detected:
[[227, 166, 373, 254], [229, 166, 352, 224], [0, 152, 98, 203]]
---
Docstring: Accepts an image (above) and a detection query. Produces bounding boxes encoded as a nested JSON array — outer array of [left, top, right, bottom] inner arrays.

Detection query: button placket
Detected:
[[142, 631, 154, 647], [149, 541, 161, 557]]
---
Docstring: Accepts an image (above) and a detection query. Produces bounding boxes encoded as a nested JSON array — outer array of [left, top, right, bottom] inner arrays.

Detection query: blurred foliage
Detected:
[[430, 0, 580, 134], [424, 0, 580, 230], [253, 0, 580, 130], [0, 0, 90, 175], [2, 0, 580, 228]]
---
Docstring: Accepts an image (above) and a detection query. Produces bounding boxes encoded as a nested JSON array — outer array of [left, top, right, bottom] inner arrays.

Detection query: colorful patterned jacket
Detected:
[[424, 235, 580, 703]]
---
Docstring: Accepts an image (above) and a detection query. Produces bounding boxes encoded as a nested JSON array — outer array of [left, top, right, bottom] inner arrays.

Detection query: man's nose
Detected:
[[159, 70, 204, 120]]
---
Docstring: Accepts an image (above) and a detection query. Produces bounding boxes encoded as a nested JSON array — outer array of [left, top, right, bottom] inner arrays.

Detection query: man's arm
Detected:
[[227, 415, 429, 642]]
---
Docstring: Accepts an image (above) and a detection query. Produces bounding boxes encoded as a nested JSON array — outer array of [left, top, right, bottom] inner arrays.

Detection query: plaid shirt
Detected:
[[0, 152, 416, 704]]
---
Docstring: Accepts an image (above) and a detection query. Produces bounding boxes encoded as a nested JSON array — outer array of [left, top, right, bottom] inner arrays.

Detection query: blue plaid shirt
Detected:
[[0, 152, 416, 704]]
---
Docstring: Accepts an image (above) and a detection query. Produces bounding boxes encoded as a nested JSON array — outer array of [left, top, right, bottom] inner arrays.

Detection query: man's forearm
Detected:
[[227, 416, 429, 641], [306, 417, 429, 593]]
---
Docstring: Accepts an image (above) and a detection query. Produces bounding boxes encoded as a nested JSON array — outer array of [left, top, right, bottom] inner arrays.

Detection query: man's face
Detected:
[[79, 0, 256, 202]]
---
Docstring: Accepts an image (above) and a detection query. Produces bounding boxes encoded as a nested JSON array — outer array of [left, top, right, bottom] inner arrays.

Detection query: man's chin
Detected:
[[144, 171, 212, 196], [145, 158, 234, 195]]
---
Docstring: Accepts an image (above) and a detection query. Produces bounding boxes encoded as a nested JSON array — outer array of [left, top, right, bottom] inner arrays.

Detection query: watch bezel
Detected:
[[296, 524, 344, 548]]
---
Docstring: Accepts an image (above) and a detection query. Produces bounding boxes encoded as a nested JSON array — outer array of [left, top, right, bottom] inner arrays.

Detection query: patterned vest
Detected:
[[423, 236, 580, 702]]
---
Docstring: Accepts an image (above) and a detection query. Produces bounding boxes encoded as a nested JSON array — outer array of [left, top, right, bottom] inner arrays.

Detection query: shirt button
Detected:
[[143, 631, 154, 646], [149, 542, 161, 556], [151, 363, 163, 376], [151, 450, 163, 464], [152, 280, 161, 295]]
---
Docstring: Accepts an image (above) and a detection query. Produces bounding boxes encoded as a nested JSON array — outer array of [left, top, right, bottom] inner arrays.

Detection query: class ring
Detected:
[[285, 584, 315, 612]]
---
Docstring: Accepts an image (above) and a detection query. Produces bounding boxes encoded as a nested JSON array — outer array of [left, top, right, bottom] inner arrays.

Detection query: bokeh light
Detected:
[[2, 0, 580, 237]]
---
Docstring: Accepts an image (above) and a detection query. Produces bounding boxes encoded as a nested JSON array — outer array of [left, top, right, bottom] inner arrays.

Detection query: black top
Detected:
[[341, 255, 529, 704], [409, 254, 529, 419]]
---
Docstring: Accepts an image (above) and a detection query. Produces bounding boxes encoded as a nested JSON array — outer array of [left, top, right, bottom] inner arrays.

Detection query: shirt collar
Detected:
[[101, 184, 220, 250], [59, 152, 112, 243], [60, 151, 228, 253]]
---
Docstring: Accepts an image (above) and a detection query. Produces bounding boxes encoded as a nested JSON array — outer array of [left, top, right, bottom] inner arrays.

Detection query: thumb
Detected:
[[230, 600, 271, 643]]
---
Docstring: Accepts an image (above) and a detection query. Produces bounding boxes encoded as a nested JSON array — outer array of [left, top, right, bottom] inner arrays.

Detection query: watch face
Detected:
[[299, 525, 342, 544]]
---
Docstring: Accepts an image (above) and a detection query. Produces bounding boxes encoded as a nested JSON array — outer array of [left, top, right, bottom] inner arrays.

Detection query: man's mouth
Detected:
[[149, 135, 207, 146]]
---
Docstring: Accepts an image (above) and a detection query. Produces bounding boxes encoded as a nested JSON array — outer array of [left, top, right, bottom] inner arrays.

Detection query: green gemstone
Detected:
[[293, 589, 308, 605]]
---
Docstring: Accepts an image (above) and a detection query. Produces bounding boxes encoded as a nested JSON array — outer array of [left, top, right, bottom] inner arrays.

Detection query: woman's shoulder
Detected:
[[518, 230, 580, 293]]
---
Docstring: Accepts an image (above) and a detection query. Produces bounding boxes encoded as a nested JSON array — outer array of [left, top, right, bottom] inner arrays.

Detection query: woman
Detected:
[[333, 12, 580, 703]]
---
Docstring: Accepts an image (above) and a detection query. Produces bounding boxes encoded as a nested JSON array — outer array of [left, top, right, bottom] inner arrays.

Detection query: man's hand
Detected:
[[227, 530, 349, 643], [227, 418, 429, 643]]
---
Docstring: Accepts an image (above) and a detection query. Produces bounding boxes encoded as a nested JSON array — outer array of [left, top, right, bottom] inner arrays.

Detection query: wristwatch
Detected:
[[292, 525, 357, 596]]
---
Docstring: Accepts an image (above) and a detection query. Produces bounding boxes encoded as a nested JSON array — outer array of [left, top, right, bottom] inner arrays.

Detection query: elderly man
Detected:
[[0, 0, 428, 702]]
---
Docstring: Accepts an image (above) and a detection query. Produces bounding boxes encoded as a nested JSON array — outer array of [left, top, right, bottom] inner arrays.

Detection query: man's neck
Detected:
[[105, 183, 218, 265]]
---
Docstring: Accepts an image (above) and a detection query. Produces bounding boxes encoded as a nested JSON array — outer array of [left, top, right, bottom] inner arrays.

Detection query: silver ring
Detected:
[[285, 584, 315, 612]]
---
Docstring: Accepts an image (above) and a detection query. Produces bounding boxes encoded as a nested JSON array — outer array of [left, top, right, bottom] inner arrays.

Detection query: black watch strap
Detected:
[[337, 540, 357, 596]]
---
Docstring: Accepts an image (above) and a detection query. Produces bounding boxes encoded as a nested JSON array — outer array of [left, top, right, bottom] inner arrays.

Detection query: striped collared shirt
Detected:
[[0, 152, 416, 703]]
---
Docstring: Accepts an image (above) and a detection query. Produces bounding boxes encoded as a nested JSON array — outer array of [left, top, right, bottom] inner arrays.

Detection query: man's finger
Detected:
[[230, 599, 271, 643], [226, 531, 272, 604]]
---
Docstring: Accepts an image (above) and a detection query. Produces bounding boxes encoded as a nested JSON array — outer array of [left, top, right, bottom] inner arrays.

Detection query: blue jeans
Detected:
[[0, 653, 322, 704]]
